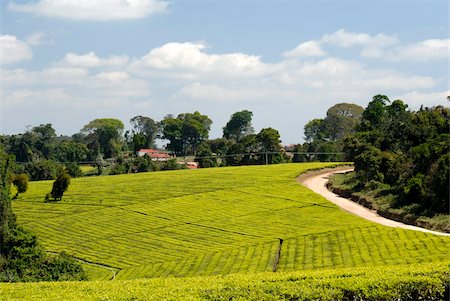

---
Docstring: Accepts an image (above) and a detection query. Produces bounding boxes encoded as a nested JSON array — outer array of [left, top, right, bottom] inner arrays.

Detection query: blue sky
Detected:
[[1, 0, 448, 144]]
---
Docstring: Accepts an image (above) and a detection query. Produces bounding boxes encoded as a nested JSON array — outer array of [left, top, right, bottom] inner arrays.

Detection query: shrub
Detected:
[[12, 174, 28, 199], [49, 170, 71, 201], [65, 163, 83, 178]]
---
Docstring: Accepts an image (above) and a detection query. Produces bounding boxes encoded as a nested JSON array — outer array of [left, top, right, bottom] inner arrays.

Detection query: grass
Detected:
[[3, 162, 450, 299]]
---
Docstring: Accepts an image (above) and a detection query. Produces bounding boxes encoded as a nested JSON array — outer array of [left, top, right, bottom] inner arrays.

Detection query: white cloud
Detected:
[[2, 67, 89, 86], [8, 0, 169, 21], [3, 88, 71, 107], [2, 35, 447, 142], [388, 38, 449, 62], [25, 31, 46, 46], [283, 41, 326, 58], [285, 29, 398, 59], [134, 42, 269, 77], [58, 52, 129, 67], [394, 90, 450, 108], [0, 35, 32, 65], [321, 29, 397, 48]]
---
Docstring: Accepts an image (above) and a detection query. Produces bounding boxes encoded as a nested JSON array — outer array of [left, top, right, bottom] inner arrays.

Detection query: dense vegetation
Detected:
[[7, 163, 450, 283], [0, 147, 86, 282], [343, 96, 449, 217], [1, 262, 449, 301], [0, 110, 291, 180], [303, 95, 449, 230]]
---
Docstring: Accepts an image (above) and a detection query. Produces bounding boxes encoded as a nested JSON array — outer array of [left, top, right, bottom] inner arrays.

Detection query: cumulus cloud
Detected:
[[285, 29, 398, 59], [0, 35, 32, 65], [7, 0, 169, 21], [321, 29, 397, 48], [2, 34, 447, 142], [388, 38, 449, 62], [57, 52, 129, 67], [283, 41, 326, 58], [133, 42, 269, 77], [394, 90, 450, 108]]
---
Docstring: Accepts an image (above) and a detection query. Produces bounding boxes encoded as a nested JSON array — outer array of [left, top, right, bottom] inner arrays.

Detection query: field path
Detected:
[[299, 168, 450, 237]]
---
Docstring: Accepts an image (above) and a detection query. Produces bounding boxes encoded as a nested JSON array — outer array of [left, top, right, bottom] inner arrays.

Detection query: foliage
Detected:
[[81, 118, 125, 158], [194, 143, 218, 168], [10, 163, 449, 282], [160, 158, 185, 171], [129, 116, 159, 151], [345, 95, 450, 216], [223, 110, 254, 141], [24, 159, 61, 181], [161, 112, 212, 155], [128, 155, 159, 173], [257, 127, 283, 164], [304, 103, 363, 143], [49, 169, 71, 201], [0, 147, 16, 258], [56, 141, 89, 163], [12, 174, 28, 199], [65, 163, 83, 178], [1, 147, 85, 282]]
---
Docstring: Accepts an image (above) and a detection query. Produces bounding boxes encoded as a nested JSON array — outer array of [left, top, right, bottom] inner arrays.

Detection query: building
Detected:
[[137, 149, 172, 161]]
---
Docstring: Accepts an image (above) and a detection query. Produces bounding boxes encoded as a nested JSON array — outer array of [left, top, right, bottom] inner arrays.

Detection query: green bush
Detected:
[[12, 173, 28, 199], [65, 163, 83, 178], [49, 169, 71, 201]]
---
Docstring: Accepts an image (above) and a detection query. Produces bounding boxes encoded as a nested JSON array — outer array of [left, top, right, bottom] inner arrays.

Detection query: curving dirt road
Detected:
[[299, 168, 450, 237]]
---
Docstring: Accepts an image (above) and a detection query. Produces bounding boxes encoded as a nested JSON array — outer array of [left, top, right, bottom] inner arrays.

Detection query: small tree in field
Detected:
[[48, 170, 71, 201], [12, 174, 28, 199]]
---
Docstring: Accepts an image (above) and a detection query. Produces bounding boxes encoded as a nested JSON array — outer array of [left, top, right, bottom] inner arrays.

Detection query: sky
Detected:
[[0, 0, 449, 144]]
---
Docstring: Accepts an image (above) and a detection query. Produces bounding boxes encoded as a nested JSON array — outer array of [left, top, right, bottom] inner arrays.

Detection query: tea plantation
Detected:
[[2, 163, 449, 300]]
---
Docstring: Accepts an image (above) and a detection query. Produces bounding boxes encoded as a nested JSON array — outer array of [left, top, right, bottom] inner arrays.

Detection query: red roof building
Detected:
[[137, 149, 172, 161]]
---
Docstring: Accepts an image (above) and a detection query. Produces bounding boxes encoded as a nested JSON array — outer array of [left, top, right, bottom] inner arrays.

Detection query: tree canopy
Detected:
[[161, 112, 212, 155], [223, 110, 254, 142], [129, 116, 159, 151], [81, 118, 124, 158]]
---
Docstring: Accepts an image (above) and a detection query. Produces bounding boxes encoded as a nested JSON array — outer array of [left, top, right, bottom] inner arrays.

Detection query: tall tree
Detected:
[[323, 103, 364, 141], [130, 116, 159, 150], [304, 118, 326, 143], [161, 112, 212, 155], [0, 147, 16, 257], [362, 94, 390, 128], [257, 128, 283, 164], [81, 118, 124, 158], [223, 110, 254, 141]]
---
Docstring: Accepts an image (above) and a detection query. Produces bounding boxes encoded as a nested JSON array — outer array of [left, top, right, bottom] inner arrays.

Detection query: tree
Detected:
[[81, 118, 124, 158], [223, 110, 254, 141], [31, 124, 57, 159], [362, 94, 390, 127], [323, 103, 363, 141], [0, 147, 16, 257], [304, 119, 326, 142], [56, 141, 89, 163], [195, 143, 218, 168], [161, 112, 212, 155], [130, 116, 159, 150], [257, 128, 283, 164], [49, 170, 71, 201], [1, 149, 86, 282], [12, 174, 28, 199]]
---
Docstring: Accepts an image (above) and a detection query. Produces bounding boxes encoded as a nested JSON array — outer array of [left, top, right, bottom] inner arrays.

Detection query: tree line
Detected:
[[304, 95, 449, 217], [0, 110, 291, 180]]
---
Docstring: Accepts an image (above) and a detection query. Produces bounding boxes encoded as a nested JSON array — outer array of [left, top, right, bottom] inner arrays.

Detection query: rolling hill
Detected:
[[3, 163, 449, 300]]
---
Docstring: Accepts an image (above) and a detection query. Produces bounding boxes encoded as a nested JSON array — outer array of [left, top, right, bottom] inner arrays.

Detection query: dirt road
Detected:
[[299, 168, 450, 237]]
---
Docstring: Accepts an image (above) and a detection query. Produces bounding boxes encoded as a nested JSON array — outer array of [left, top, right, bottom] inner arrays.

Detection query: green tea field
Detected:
[[3, 163, 450, 300]]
